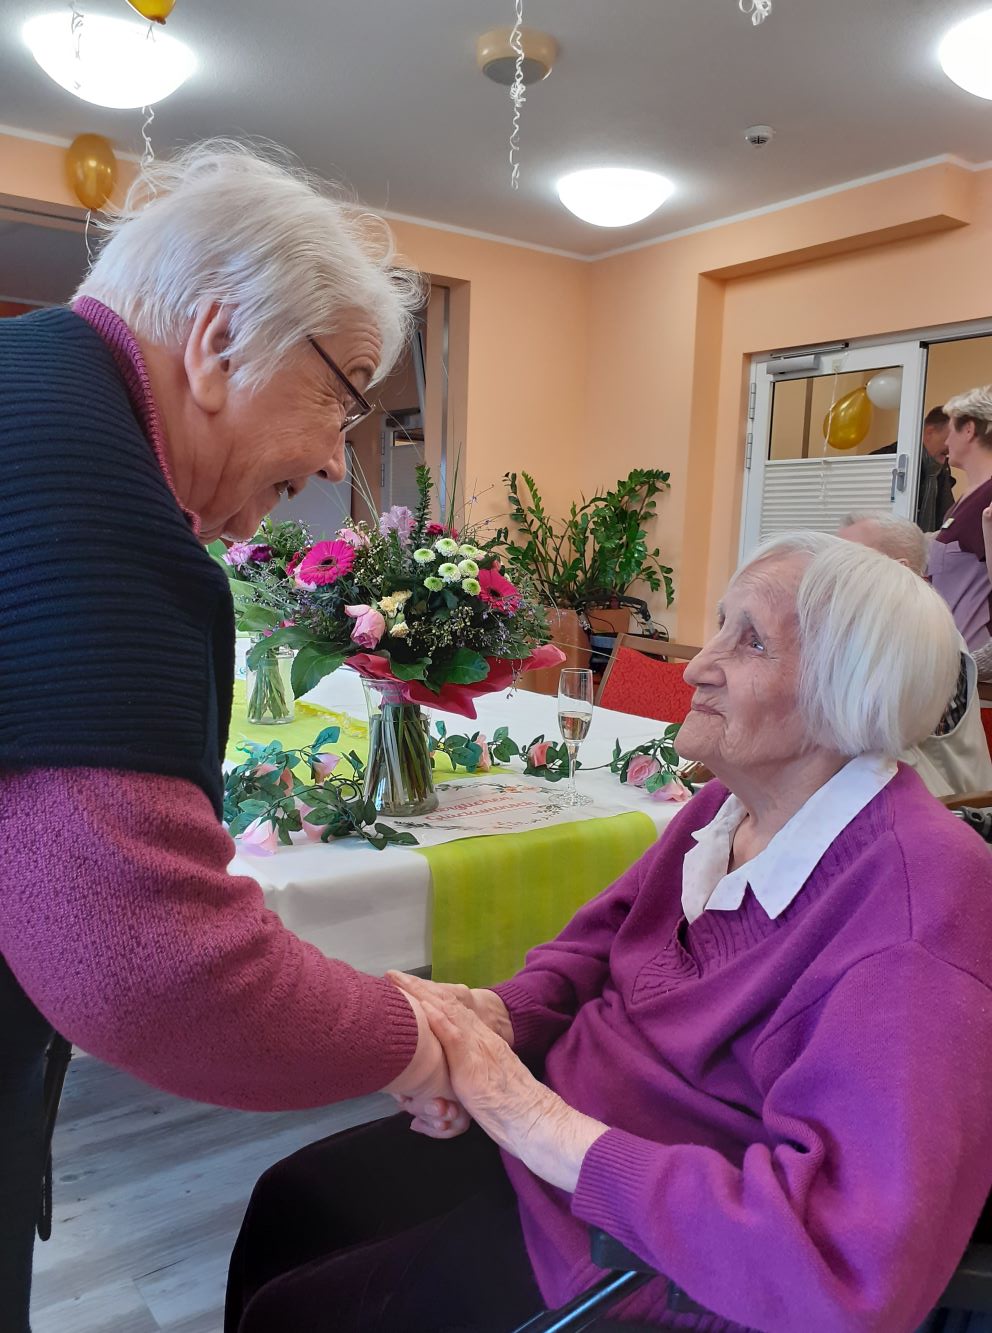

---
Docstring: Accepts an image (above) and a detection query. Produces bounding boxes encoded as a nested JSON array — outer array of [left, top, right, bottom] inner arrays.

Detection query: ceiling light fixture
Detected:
[[939, 8, 992, 99], [556, 168, 674, 228], [23, 10, 195, 109], [476, 25, 557, 84]]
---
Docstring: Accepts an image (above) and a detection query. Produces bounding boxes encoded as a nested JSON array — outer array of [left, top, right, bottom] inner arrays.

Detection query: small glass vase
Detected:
[[361, 678, 439, 818], [246, 641, 296, 725]]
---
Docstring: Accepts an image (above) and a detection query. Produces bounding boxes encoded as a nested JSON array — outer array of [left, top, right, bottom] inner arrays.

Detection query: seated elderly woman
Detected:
[[225, 532, 992, 1333]]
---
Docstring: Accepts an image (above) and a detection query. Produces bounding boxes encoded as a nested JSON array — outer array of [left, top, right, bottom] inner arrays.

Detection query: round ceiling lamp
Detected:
[[557, 167, 675, 227], [476, 26, 557, 85], [939, 8, 992, 99], [23, 11, 195, 109]]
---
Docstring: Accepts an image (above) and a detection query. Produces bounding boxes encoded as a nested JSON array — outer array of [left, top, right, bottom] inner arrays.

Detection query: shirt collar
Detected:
[[681, 753, 897, 924]]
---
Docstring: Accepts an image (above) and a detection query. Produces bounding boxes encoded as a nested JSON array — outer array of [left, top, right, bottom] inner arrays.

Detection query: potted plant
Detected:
[[502, 469, 674, 689]]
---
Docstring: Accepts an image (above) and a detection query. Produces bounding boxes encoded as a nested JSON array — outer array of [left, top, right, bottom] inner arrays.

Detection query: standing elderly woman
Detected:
[[927, 385, 992, 675], [228, 533, 992, 1333], [0, 142, 455, 1330]]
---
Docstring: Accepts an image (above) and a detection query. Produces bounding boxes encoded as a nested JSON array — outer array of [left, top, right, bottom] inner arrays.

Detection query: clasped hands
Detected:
[[385, 971, 607, 1194]]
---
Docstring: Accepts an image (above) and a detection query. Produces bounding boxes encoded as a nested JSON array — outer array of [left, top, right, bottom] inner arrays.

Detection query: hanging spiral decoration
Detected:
[[508, 0, 526, 190], [739, 0, 773, 24]]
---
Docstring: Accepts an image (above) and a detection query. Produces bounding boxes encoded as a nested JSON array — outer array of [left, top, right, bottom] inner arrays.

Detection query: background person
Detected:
[[927, 387, 992, 669], [0, 141, 456, 1331], [227, 533, 992, 1333], [873, 405, 954, 531], [839, 510, 992, 799]]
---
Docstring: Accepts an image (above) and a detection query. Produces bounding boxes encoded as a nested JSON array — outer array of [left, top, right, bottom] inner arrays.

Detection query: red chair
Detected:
[[596, 637, 701, 724]]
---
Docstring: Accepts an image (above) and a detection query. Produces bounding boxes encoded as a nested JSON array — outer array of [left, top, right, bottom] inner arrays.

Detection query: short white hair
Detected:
[[943, 385, 992, 441], [838, 511, 928, 576], [733, 531, 959, 757], [76, 139, 423, 389]]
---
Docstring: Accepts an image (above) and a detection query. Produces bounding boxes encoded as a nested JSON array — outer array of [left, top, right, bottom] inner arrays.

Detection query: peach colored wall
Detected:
[[8, 129, 992, 647]]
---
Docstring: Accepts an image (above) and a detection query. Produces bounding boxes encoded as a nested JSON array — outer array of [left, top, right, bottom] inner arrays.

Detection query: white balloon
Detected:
[[866, 370, 903, 411]]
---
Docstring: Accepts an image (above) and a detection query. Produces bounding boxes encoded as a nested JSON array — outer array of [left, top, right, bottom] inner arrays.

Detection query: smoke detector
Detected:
[[744, 124, 775, 146], [476, 27, 558, 85]]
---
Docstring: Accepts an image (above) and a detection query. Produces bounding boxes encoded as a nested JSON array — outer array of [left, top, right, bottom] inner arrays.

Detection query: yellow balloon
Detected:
[[126, 0, 177, 21], [65, 134, 118, 212], [822, 387, 873, 451]]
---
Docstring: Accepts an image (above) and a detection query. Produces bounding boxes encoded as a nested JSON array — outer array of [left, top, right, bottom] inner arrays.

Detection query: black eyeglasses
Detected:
[[308, 336, 375, 432]]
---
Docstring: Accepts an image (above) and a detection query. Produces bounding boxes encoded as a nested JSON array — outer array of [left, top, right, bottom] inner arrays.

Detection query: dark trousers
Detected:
[[225, 1113, 544, 1333], [0, 957, 53, 1333]]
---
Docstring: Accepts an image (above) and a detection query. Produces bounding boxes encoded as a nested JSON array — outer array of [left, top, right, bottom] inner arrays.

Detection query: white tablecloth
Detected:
[[229, 671, 681, 975]]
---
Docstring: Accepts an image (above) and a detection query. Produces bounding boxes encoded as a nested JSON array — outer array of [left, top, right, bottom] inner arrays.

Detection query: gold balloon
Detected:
[[65, 134, 118, 212], [126, 0, 177, 22], [822, 387, 873, 451]]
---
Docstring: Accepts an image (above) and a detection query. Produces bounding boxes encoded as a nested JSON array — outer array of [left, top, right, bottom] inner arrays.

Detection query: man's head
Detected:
[[922, 406, 950, 464], [837, 511, 927, 576]]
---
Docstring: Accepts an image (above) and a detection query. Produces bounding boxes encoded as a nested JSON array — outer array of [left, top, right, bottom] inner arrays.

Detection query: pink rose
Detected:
[[625, 754, 662, 787], [295, 798, 325, 841], [475, 735, 492, 772], [256, 762, 294, 794], [528, 740, 552, 768], [237, 817, 278, 855], [310, 752, 340, 781], [650, 777, 692, 804], [345, 604, 386, 649]]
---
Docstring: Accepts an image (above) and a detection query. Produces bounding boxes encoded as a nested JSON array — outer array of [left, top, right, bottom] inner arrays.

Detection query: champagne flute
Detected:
[[557, 668, 594, 806]]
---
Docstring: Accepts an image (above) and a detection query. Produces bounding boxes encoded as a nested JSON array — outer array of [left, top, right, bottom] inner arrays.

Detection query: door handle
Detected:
[[890, 453, 909, 501]]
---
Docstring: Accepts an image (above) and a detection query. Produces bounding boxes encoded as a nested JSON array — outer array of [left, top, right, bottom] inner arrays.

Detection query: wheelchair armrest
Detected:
[[589, 1229, 656, 1274], [588, 1229, 711, 1317], [939, 1244, 992, 1313]]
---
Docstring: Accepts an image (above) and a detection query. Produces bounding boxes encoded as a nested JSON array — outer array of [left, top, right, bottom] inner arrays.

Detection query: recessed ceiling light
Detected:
[[23, 11, 195, 109], [939, 8, 992, 100], [556, 168, 674, 227]]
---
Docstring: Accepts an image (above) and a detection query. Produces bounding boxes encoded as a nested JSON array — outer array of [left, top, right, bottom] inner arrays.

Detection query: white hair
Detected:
[[943, 385, 992, 441], [75, 139, 423, 389], [733, 531, 959, 758], [837, 511, 928, 576]]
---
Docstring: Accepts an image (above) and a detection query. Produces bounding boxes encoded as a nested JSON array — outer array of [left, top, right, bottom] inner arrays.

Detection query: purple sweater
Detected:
[[494, 767, 992, 1331]]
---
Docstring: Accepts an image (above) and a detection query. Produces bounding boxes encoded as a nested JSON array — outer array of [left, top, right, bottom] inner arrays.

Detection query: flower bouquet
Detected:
[[217, 520, 311, 724], [243, 467, 564, 816]]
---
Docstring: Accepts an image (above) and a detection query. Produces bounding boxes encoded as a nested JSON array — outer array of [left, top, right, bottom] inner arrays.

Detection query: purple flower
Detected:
[[379, 506, 415, 545], [223, 542, 254, 567], [247, 543, 273, 563]]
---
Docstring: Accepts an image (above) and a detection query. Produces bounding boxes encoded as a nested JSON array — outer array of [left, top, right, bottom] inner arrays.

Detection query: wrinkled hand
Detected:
[[387, 971, 514, 1045], [394, 974, 609, 1192], [390, 973, 547, 1151], [381, 984, 470, 1139]]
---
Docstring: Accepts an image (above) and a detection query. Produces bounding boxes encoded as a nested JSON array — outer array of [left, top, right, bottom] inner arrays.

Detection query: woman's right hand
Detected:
[[387, 972, 514, 1046]]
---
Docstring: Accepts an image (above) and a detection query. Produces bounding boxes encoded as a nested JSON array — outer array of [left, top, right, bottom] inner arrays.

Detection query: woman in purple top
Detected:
[[227, 533, 992, 1333], [928, 385, 992, 663]]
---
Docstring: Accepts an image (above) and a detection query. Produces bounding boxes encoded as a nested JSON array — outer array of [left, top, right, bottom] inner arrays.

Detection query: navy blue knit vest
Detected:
[[0, 307, 234, 815]]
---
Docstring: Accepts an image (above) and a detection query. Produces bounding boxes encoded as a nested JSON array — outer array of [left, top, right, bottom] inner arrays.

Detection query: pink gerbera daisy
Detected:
[[294, 539, 357, 588], [477, 566, 522, 613]]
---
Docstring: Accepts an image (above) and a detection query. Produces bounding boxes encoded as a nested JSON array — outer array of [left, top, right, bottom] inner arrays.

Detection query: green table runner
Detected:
[[420, 811, 657, 988]]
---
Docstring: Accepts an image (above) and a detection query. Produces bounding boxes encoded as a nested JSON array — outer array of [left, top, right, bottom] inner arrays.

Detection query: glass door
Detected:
[[740, 340, 927, 560]]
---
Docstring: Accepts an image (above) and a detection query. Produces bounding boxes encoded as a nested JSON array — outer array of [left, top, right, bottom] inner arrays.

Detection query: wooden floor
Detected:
[[30, 1054, 393, 1333]]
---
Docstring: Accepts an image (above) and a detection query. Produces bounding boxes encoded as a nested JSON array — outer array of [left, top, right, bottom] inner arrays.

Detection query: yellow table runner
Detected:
[[227, 683, 658, 988], [420, 811, 657, 988]]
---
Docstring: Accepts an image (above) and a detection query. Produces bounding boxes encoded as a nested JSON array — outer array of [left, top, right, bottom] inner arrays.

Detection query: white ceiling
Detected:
[[1, 0, 992, 259]]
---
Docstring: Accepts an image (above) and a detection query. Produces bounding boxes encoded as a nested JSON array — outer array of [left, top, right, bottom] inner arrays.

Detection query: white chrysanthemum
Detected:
[[438, 562, 462, 583], [423, 575, 444, 591], [457, 559, 479, 578], [462, 577, 482, 595], [435, 537, 460, 556], [413, 547, 436, 564]]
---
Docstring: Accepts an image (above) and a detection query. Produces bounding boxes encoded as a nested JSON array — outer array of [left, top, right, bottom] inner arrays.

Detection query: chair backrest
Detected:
[[596, 637, 701, 724]]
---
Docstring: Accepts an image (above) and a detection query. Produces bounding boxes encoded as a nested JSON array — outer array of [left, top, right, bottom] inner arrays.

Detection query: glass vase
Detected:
[[361, 678, 439, 817], [246, 641, 296, 725]]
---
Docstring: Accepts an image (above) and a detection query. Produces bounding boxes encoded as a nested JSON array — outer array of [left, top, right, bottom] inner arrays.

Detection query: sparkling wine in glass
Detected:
[[557, 668, 594, 805]]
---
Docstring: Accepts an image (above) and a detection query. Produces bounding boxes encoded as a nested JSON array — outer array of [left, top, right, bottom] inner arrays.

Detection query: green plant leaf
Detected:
[[290, 645, 345, 697]]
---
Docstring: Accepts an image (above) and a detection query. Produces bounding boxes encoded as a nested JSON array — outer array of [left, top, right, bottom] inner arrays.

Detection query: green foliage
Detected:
[[503, 469, 675, 608], [608, 725, 691, 793], [224, 734, 417, 851]]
